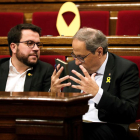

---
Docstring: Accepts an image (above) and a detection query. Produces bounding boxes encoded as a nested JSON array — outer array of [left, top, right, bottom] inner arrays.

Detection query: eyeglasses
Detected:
[[71, 52, 91, 63], [16, 40, 43, 49]]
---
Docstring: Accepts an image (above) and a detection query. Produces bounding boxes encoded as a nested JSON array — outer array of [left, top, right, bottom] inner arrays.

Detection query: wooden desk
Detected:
[[0, 91, 93, 140]]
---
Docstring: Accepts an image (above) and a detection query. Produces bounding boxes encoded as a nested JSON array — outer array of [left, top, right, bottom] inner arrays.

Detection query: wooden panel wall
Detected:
[[0, 36, 140, 62], [0, 0, 140, 35]]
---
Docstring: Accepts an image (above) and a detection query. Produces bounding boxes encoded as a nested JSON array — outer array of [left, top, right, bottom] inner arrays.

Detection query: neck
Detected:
[[11, 56, 30, 74]]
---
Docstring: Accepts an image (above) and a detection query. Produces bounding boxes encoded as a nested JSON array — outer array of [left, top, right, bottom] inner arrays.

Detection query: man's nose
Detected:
[[75, 58, 82, 65]]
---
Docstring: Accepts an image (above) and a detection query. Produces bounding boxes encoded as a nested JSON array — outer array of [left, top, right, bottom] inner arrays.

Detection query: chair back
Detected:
[[39, 55, 66, 67], [116, 10, 140, 35], [0, 12, 24, 36], [80, 11, 109, 35], [32, 11, 109, 36], [32, 12, 59, 36]]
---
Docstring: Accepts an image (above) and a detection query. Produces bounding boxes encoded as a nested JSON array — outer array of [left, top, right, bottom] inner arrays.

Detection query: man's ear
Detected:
[[97, 47, 103, 56], [10, 43, 17, 54]]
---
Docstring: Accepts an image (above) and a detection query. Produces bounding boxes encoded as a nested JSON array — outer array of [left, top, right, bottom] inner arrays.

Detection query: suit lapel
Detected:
[[24, 70, 34, 91], [70, 54, 115, 93], [0, 60, 10, 91], [101, 53, 115, 91]]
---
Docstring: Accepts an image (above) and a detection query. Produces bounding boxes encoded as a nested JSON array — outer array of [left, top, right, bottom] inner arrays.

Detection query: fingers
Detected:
[[59, 75, 70, 84], [71, 65, 91, 81], [56, 65, 64, 77], [91, 73, 96, 81], [52, 64, 61, 75], [51, 63, 71, 93], [70, 75, 81, 85], [51, 73, 70, 86], [59, 82, 71, 89], [52, 82, 71, 89], [71, 69, 85, 81], [70, 65, 97, 93], [70, 75, 83, 90], [79, 65, 91, 78], [71, 84, 82, 90], [58, 75, 71, 88], [52, 64, 64, 79]]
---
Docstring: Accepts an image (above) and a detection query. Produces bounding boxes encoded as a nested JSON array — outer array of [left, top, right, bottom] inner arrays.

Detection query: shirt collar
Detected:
[[96, 52, 108, 75], [9, 58, 33, 74]]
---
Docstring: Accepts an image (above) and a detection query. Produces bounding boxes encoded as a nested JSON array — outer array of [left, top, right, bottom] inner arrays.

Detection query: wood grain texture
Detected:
[[0, 36, 140, 57]]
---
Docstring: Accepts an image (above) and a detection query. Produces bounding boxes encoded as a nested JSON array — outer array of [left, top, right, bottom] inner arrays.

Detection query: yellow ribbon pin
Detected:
[[106, 77, 111, 83], [28, 73, 32, 76]]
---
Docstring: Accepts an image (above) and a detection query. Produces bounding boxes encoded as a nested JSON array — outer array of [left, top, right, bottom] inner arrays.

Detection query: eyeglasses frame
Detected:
[[15, 40, 43, 49], [71, 52, 91, 63]]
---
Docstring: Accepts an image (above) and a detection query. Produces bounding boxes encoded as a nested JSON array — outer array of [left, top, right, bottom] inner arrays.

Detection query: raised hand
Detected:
[[70, 65, 99, 96], [51, 64, 71, 93]]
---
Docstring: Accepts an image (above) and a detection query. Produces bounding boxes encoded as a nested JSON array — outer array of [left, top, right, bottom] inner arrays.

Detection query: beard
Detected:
[[16, 48, 39, 67]]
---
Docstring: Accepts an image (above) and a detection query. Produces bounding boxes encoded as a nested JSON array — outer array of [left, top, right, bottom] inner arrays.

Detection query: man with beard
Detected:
[[51, 27, 139, 140], [0, 23, 54, 92]]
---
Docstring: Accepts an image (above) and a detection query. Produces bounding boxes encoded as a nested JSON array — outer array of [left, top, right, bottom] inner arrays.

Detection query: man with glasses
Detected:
[[51, 27, 139, 140], [0, 23, 54, 92]]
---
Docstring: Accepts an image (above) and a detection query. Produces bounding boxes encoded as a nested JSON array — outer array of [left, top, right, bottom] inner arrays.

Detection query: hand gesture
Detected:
[[51, 64, 71, 93], [70, 65, 99, 96]]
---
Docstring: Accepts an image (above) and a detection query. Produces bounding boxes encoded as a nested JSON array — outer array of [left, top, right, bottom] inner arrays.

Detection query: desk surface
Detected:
[[0, 91, 93, 102], [0, 92, 93, 140]]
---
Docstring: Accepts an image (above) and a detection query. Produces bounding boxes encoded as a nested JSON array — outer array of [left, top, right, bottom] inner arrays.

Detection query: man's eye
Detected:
[[78, 57, 84, 60], [77, 55, 82, 57], [37, 43, 40, 46], [28, 41, 34, 45]]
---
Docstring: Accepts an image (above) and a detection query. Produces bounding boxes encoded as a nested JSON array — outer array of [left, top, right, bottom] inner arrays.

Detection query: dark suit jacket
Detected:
[[63, 52, 140, 132], [0, 58, 54, 91]]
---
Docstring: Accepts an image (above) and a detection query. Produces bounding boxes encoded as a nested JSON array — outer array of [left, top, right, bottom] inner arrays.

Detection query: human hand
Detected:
[[51, 64, 71, 93], [70, 65, 99, 96]]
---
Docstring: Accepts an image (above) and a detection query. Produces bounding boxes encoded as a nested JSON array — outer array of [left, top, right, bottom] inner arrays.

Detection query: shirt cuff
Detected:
[[92, 88, 103, 104]]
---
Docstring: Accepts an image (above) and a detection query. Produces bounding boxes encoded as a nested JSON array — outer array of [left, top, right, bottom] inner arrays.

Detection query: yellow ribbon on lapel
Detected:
[[28, 73, 33, 76], [106, 77, 111, 83]]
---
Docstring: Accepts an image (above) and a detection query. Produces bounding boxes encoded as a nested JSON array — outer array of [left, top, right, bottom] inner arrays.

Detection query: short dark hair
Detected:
[[73, 27, 108, 54], [8, 23, 41, 56]]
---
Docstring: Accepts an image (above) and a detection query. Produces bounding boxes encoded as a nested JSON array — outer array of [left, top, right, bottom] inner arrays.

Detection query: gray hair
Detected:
[[73, 27, 108, 54]]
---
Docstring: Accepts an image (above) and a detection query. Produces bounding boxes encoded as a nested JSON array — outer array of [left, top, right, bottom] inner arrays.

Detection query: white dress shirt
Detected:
[[5, 58, 32, 92], [83, 52, 108, 122]]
